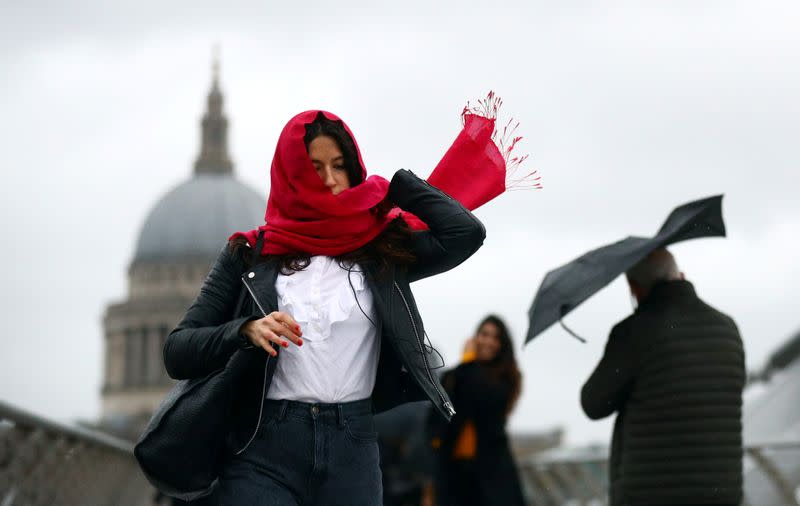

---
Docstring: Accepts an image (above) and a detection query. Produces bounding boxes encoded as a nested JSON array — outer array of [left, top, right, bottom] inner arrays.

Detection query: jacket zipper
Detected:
[[424, 180, 454, 200], [235, 274, 271, 455], [393, 281, 455, 418]]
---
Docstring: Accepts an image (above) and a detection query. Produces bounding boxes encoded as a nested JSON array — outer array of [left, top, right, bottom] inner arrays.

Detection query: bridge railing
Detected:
[[517, 446, 609, 506], [3, 397, 799, 506], [0, 400, 152, 506], [742, 440, 800, 506], [517, 441, 800, 506]]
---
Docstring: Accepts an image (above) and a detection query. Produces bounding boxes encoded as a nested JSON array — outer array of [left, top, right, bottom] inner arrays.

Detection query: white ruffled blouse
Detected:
[[266, 256, 380, 403]]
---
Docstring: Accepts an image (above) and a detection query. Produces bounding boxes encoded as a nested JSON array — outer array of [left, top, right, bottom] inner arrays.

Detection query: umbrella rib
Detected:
[[559, 314, 588, 343]]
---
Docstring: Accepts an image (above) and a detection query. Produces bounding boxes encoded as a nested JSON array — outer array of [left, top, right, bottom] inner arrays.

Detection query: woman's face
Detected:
[[475, 322, 502, 362], [308, 135, 350, 195]]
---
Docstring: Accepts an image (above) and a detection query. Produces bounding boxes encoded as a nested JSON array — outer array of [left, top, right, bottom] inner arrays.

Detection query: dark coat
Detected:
[[581, 280, 745, 506], [163, 169, 486, 455], [432, 362, 526, 506]]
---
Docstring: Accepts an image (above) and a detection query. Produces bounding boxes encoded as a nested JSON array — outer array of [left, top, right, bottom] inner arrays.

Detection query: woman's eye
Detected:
[[334, 165, 345, 171]]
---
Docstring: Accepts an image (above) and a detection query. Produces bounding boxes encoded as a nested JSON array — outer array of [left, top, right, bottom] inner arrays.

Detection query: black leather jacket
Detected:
[[163, 169, 485, 455]]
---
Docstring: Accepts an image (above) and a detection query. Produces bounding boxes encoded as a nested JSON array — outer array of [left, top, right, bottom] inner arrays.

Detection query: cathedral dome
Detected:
[[102, 54, 266, 423], [132, 58, 265, 263], [133, 174, 263, 262]]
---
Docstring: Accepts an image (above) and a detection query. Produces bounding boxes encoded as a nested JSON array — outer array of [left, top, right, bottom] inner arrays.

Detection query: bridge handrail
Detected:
[[0, 399, 133, 454], [521, 439, 800, 466]]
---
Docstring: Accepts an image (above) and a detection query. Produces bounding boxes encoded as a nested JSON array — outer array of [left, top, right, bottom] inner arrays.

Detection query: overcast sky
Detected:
[[1, 0, 798, 446]]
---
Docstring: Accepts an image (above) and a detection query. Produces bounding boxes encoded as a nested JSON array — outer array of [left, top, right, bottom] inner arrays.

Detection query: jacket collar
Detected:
[[243, 259, 280, 313], [243, 258, 397, 315], [640, 280, 697, 308], [362, 260, 395, 309]]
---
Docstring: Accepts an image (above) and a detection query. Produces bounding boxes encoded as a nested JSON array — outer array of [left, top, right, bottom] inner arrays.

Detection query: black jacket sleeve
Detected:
[[163, 245, 260, 380], [387, 169, 486, 283], [580, 321, 637, 420]]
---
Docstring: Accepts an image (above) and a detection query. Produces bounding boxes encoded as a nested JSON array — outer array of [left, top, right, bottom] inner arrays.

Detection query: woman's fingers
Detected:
[[266, 329, 292, 350], [257, 326, 298, 354], [251, 333, 278, 357], [270, 311, 301, 334], [246, 312, 303, 354], [463, 336, 477, 354], [267, 312, 304, 346]]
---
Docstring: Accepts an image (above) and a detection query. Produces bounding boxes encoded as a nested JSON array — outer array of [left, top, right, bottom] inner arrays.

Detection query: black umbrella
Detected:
[[524, 195, 726, 344]]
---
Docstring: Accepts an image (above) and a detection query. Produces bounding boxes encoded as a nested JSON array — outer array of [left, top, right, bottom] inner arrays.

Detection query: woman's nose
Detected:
[[320, 167, 337, 187]]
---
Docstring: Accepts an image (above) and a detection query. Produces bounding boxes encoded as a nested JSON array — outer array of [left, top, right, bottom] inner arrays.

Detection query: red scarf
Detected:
[[231, 94, 539, 255]]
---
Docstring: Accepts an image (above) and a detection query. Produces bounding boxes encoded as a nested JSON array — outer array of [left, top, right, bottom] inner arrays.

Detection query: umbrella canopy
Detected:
[[525, 195, 726, 344]]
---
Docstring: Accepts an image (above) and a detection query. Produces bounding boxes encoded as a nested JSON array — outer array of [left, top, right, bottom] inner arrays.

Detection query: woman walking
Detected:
[[162, 108, 497, 505], [430, 315, 526, 506]]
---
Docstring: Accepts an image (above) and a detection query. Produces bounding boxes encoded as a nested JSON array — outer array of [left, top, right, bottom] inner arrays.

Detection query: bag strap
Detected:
[[233, 230, 265, 318]]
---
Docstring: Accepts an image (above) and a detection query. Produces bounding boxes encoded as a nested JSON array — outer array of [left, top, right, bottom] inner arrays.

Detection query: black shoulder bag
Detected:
[[134, 232, 265, 501]]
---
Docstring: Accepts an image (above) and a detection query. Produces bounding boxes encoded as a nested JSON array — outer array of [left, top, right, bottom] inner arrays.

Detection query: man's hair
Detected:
[[626, 248, 680, 291]]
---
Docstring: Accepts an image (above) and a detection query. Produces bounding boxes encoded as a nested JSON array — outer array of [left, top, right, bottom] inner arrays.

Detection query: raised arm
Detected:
[[388, 169, 486, 283], [581, 321, 637, 420]]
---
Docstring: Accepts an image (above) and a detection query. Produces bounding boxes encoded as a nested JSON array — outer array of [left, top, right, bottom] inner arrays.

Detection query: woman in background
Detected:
[[430, 315, 525, 506]]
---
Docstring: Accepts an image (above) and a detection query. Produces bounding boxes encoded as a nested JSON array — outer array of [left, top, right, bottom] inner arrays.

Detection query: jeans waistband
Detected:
[[263, 398, 372, 426]]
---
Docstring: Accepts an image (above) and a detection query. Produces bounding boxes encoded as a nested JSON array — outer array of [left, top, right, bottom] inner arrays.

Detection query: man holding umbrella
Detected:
[[581, 248, 745, 506]]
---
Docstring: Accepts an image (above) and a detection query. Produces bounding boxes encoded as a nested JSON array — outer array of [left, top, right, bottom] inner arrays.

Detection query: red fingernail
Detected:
[[298, 338, 304, 346], [282, 341, 289, 348]]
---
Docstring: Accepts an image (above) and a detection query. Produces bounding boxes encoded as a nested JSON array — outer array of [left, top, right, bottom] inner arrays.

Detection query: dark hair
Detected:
[[229, 112, 415, 274], [304, 112, 363, 188], [476, 314, 523, 415]]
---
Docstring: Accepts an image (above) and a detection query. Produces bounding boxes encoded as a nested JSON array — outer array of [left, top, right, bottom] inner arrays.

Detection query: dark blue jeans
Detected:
[[215, 399, 382, 505]]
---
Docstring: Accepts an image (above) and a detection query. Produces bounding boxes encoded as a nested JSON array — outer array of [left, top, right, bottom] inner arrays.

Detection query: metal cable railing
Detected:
[[2, 397, 798, 506], [517, 446, 609, 506], [517, 441, 800, 506], [0, 401, 153, 506]]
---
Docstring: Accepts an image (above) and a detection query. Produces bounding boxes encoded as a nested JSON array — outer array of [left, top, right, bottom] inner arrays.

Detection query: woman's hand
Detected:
[[240, 312, 303, 357], [461, 336, 478, 363], [462, 336, 477, 355]]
